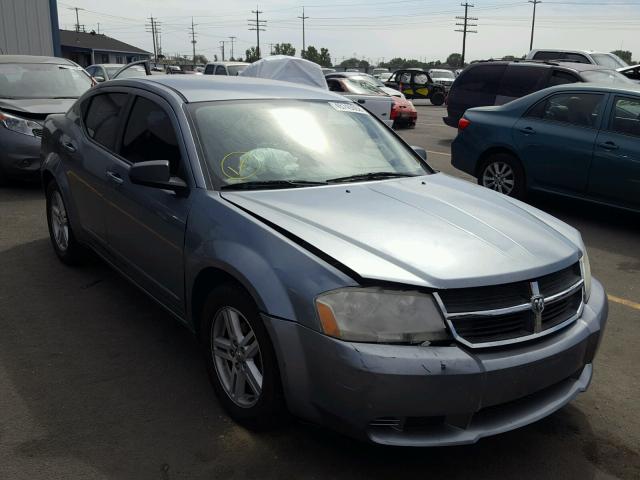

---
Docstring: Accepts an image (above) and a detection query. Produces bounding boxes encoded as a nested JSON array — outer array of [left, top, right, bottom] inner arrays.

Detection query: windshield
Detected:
[[190, 99, 429, 188], [227, 65, 248, 76], [106, 65, 147, 79], [591, 53, 628, 69], [342, 78, 386, 95], [0, 63, 92, 99], [581, 69, 634, 84], [431, 70, 455, 79]]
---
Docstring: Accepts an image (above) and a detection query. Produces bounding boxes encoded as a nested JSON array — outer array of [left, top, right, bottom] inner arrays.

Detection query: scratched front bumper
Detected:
[[264, 278, 607, 446]]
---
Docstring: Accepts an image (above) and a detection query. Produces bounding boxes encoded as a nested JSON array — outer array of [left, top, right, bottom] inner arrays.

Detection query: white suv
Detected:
[[526, 49, 628, 69]]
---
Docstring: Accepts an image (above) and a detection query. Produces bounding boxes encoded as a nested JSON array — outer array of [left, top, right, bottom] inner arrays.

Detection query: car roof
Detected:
[[205, 61, 249, 66], [326, 71, 371, 77], [112, 75, 344, 103], [544, 82, 640, 95], [0, 55, 77, 65], [529, 49, 604, 55], [89, 64, 127, 68], [469, 60, 615, 73]]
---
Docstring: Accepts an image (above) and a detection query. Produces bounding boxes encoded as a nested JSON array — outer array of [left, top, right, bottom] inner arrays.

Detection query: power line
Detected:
[[298, 7, 309, 57], [455, 2, 477, 67], [68, 6, 85, 32], [145, 16, 161, 63], [529, 0, 542, 50], [248, 8, 267, 59], [229, 36, 237, 59]]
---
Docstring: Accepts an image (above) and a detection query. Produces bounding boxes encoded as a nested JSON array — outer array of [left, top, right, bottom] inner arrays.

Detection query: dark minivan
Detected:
[[443, 60, 632, 127]]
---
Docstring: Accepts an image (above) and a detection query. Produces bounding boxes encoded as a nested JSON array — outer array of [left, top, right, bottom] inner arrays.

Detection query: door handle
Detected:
[[598, 141, 619, 151], [105, 170, 124, 185], [519, 126, 536, 135], [357, 99, 366, 104], [62, 140, 76, 153]]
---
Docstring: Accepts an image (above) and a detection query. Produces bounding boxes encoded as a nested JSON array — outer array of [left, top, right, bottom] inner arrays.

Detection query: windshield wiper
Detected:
[[326, 171, 417, 183], [220, 180, 328, 190]]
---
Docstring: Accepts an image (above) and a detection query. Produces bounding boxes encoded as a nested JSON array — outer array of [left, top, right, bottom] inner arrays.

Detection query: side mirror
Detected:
[[94, 76, 105, 83], [411, 146, 428, 161], [129, 160, 188, 195]]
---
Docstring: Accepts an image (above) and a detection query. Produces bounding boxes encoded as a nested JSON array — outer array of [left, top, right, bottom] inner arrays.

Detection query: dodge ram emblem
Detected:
[[531, 295, 545, 315]]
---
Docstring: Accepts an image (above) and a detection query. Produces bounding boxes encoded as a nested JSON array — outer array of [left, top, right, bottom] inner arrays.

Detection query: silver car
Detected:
[[41, 75, 608, 446]]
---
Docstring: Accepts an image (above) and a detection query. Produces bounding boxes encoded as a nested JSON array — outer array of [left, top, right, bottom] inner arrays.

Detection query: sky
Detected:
[[56, 0, 640, 64]]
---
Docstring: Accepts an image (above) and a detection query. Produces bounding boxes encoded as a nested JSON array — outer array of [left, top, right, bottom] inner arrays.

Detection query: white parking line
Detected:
[[426, 150, 451, 157]]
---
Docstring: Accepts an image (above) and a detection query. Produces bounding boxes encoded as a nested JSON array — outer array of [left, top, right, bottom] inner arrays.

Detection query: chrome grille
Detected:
[[32, 128, 43, 138], [434, 263, 584, 348]]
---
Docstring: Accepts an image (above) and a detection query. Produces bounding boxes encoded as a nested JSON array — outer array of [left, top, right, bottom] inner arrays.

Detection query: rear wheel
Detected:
[[46, 181, 84, 265], [430, 91, 445, 106], [478, 153, 526, 200], [202, 284, 286, 430]]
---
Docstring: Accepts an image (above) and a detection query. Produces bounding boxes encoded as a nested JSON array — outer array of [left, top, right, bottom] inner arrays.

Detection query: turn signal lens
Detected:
[[316, 300, 341, 337], [458, 118, 471, 130]]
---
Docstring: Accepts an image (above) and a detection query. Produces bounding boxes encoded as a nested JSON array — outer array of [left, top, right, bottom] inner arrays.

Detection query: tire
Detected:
[[430, 91, 445, 106], [202, 284, 286, 430], [477, 152, 526, 200], [45, 180, 84, 265]]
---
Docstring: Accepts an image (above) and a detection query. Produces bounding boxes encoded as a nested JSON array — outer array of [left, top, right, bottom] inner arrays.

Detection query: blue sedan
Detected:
[[451, 84, 640, 211]]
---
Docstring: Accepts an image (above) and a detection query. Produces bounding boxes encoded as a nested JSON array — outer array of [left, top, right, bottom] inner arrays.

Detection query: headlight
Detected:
[[315, 287, 450, 344], [0, 111, 42, 137], [580, 249, 592, 302]]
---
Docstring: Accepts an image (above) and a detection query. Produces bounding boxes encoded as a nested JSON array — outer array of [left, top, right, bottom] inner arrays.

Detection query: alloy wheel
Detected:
[[211, 307, 263, 408], [50, 191, 70, 251], [482, 161, 515, 195]]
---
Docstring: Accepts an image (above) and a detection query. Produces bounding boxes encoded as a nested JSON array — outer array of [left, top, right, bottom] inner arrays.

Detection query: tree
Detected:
[[273, 43, 296, 56], [318, 48, 332, 67], [301, 46, 332, 67], [446, 53, 463, 68], [611, 50, 633, 64], [245, 47, 260, 63], [193, 54, 208, 65], [339, 57, 369, 71]]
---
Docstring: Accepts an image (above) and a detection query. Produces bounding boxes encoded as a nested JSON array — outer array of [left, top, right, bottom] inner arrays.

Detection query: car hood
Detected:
[[0, 98, 76, 116], [221, 174, 583, 289], [381, 86, 405, 98]]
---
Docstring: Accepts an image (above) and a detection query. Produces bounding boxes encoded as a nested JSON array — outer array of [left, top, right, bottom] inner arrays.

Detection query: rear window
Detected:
[[548, 70, 579, 87], [498, 65, 548, 97], [455, 64, 506, 94]]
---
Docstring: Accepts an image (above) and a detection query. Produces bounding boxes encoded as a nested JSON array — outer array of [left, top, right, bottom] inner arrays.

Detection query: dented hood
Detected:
[[221, 173, 583, 289]]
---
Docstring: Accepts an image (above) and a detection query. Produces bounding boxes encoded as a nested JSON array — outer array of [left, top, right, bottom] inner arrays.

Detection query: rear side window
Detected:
[[455, 64, 506, 94], [498, 66, 548, 97], [527, 93, 605, 128], [413, 73, 428, 85], [623, 67, 640, 81], [215, 66, 227, 75], [609, 97, 640, 137], [121, 96, 182, 175], [204, 65, 214, 75], [548, 70, 579, 87], [84, 93, 128, 152]]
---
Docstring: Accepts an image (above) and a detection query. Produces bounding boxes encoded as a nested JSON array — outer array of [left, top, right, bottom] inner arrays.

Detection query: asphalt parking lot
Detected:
[[1, 104, 639, 480]]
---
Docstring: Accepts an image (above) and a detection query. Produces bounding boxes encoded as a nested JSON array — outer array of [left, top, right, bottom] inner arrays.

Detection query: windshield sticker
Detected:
[[329, 102, 367, 114]]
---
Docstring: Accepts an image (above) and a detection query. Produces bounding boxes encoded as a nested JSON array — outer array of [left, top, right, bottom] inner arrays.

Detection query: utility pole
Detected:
[[269, 43, 275, 55], [219, 41, 227, 61], [229, 36, 236, 60], [248, 8, 267, 59], [189, 17, 197, 65], [529, 0, 542, 51], [298, 7, 309, 57], [455, 3, 477, 67], [146, 16, 159, 65], [97, 23, 100, 34], [69, 7, 85, 33]]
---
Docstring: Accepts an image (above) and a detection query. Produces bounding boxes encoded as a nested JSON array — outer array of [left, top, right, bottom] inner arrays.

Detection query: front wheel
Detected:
[[202, 284, 286, 430], [430, 91, 445, 106], [46, 181, 84, 265], [478, 153, 526, 200]]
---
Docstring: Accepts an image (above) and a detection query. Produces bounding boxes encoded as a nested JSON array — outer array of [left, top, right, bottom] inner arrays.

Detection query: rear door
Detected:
[[409, 71, 432, 100], [513, 91, 607, 193], [102, 91, 192, 317], [64, 91, 130, 247], [495, 65, 549, 105], [588, 95, 640, 208]]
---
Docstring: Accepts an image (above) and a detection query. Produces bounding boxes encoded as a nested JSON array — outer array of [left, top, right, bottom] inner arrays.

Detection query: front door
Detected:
[[103, 92, 192, 317], [410, 71, 432, 100], [513, 91, 606, 193], [65, 92, 130, 247], [588, 95, 640, 208]]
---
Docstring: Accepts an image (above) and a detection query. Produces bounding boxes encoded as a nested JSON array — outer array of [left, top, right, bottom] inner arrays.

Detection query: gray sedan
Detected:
[[40, 75, 607, 446]]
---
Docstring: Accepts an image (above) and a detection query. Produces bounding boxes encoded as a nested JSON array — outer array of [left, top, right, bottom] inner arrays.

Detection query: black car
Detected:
[[443, 60, 633, 127], [384, 69, 446, 105]]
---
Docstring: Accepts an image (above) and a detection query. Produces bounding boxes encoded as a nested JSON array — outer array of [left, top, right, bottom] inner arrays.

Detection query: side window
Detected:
[[327, 79, 345, 92], [533, 51, 563, 61], [564, 53, 590, 64], [498, 66, 548, 97], [527, 93, 605, 128], [623, 67, 640, 81], [204, 65, 214, 75], [84, 93, 129, 151], [121, 96, 182, 175], [86, 66, 96, 76], [388, 72, 398, 82], [413, 73, 428, 85], [609, 97, 640, 137], [548, 70, 579, 87], [215, 66, 227, 75], [399, 72, 412, 83], [455, 65, 506, 94]]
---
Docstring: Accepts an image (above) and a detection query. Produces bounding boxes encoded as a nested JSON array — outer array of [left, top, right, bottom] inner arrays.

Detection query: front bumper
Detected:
[[264, 278, 608, 446], [0, 128, 42, 180]]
